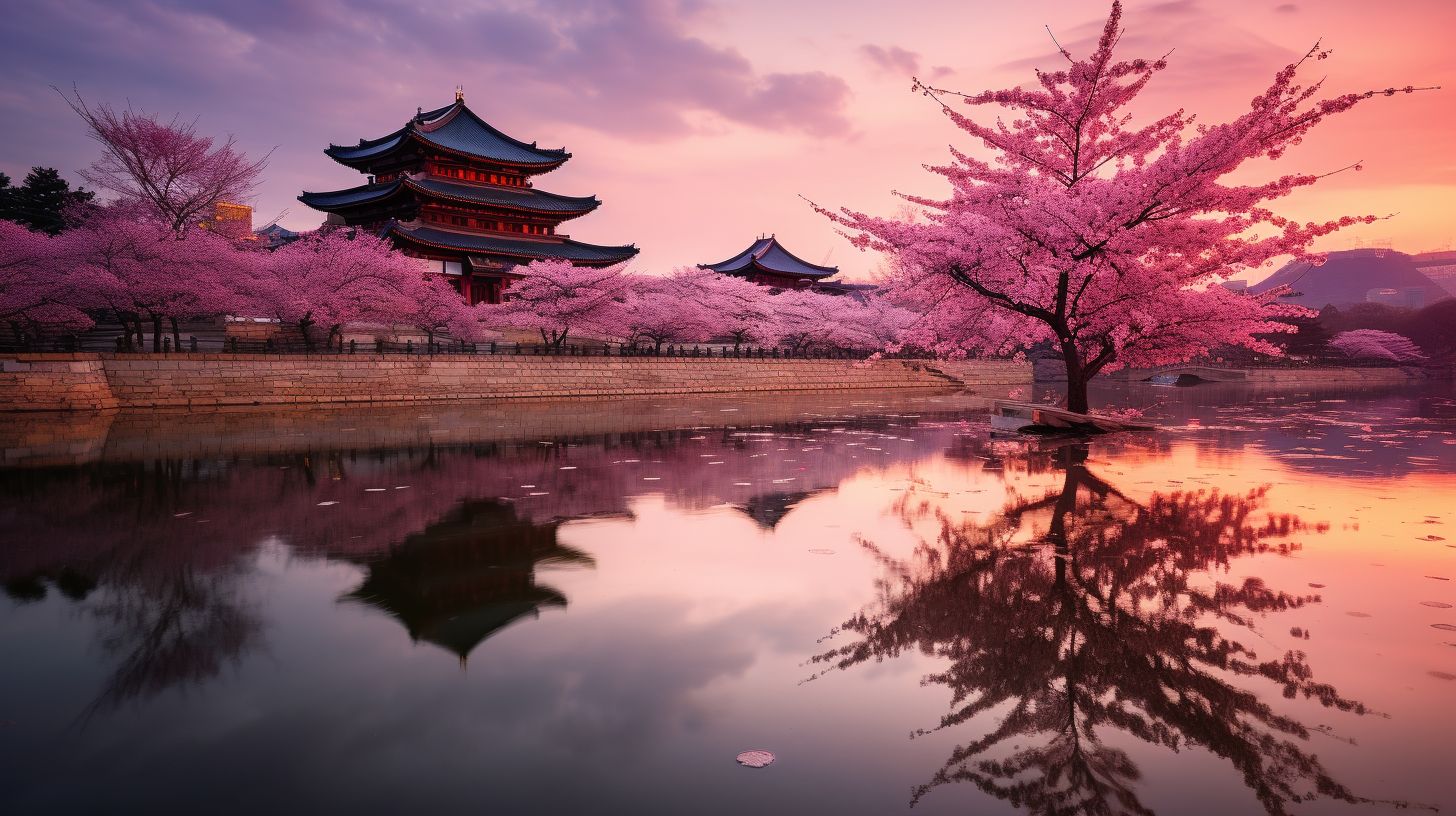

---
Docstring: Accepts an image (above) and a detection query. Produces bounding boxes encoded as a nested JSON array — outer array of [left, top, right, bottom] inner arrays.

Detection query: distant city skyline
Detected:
[[1, 0, 1451, 282]]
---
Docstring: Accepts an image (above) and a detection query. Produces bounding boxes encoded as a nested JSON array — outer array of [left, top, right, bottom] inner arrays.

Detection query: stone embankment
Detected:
[[1032, 358, 1433, 385], [0, 353, 1031, 412]]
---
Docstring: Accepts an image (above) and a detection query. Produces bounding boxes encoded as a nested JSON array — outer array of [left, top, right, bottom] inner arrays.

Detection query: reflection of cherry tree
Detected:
[[813, 443, 1396, 816], [82, 564, 258, 719]]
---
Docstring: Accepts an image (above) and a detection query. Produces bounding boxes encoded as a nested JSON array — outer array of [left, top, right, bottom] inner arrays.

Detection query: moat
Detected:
[[2, 382, 1454, 815]]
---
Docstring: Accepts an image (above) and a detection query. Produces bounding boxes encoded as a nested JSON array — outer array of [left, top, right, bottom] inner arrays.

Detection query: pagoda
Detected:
[[701, 234, 848, 291], [300, 89, 637, 304]]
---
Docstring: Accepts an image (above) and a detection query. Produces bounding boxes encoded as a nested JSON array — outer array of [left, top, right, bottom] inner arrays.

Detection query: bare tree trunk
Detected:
[[169, 317, 182, 351]]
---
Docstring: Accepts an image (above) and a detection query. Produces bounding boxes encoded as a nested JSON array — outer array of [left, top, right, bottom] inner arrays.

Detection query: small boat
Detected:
[[990, 401, 1154, 435]]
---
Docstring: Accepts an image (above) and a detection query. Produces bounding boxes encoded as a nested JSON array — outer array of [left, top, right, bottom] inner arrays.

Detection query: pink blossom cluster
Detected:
[[816, 0, 1424, 411], [1, 209, 481, 351], [478, 260, 915, 352], [1328, 330, 1425, 363], [3, 212, 913, 354]]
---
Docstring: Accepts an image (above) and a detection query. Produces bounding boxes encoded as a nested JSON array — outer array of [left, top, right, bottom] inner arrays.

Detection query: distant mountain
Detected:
[[1251, 249, 1448, 309]]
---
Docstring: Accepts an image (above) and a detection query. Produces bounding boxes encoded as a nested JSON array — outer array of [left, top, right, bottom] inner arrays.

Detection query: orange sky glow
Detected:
[[0, 0, 1451, 282]]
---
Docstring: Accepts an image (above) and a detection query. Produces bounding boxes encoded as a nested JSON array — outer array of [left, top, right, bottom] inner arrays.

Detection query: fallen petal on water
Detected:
[[736, 750, 775, 768], [1420, 601, 1454, 609]]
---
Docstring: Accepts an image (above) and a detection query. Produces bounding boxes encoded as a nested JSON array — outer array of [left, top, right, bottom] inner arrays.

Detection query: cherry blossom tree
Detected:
[[844, 294, 918, 350], [0, 220, 95, 344], [769, 289, 875, 354], [61, 88, 270, 235], [816, 1, 1429, 413], [618, 270, 714, 352], [678, 268, 776, 352], [479, 260, 631, 350], [395, 271, 487, 347], [66, 206, 253, 351], [244, 231, 426, 351], [1328, 329, 1425, 363]]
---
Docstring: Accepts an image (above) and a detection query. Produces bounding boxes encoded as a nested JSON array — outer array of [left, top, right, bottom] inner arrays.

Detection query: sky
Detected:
[[1, 0, 1452, 282]]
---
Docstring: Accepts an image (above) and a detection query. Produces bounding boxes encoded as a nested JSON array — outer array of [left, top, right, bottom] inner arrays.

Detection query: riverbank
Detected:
[[0, 352, 1030, 412], [0, 389, 1000, 468]]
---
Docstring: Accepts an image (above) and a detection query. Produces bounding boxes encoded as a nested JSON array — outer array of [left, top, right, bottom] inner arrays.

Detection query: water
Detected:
[[2, 383, 1454, 815]]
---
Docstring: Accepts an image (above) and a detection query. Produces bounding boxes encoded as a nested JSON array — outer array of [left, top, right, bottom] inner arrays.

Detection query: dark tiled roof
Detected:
[[299, 181, 403, 209], [702, 236, 838, 279], [324, 101, 568, 169], [299, 177, 599, 215], [813, 280, 878, 295], [325, 134, 405, 164], [409, 178, 598, 213], [386, 222, 638, 265]]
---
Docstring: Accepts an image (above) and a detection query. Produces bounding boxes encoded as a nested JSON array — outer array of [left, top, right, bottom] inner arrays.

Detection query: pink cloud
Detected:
[[859, 44, 920, 76]]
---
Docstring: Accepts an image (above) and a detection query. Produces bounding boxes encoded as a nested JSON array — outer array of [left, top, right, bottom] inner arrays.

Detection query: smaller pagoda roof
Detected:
[[813, 280, 878, 296], [701, 235, 838, 280], [299, 177, 600, 216], [386, 222, 638, 265], [325, 98, 569, 170]]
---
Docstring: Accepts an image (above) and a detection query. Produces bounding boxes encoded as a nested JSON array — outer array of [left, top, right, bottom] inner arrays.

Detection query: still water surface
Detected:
[[2, 383, 1454, 815]]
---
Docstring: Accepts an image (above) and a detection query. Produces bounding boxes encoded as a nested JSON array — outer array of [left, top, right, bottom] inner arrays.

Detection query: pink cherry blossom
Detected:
[[62, 89, 270, 235], [65, 206, 254, 351], [478, 260, 631, 349], [0, 220, 94, 341], [617, 270, 715, 352], [816, 1, 1427, 413], [243, 230, 436, 351], [1328, 330, 1425, 363]]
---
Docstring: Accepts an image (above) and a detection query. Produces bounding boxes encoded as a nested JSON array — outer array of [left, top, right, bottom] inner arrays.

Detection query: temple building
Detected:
[[300, 89, 637, 304], [700, 234, 874, 295]]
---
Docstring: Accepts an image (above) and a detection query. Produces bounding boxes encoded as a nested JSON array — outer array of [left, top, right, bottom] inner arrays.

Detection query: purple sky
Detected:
[[2, 0, 1452, 280]]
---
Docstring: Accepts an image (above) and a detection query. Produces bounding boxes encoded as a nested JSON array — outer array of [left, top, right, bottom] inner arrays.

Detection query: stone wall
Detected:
[[1035, 359, 1431, 385], [0, 353, 1031, 412], [1, 390, 1004, 467], [0, 356, 118, 411]]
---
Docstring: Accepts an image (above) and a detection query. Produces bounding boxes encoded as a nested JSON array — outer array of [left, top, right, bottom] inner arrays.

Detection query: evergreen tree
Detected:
[[0, 167, 95, 234]]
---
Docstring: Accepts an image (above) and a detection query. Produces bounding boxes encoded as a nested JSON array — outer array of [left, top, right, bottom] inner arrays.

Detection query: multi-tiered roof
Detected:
[[300, 92, 637, 304]]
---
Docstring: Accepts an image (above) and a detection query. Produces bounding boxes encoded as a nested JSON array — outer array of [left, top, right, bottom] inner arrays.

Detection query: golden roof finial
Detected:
[[455, 85, 465, 103]]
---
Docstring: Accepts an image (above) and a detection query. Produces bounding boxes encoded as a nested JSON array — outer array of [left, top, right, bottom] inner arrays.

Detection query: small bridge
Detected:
[[1122, 365, 1249, 384]]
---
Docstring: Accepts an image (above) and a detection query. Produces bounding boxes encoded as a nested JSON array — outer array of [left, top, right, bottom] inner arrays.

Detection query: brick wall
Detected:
[[0, 353, 1031, 412], [0, 355, 118, 411]]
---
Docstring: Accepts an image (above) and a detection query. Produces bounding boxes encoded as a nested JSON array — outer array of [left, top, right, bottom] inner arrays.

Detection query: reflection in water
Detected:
[[83, 565, 259, 719], [2, 387, 1452, 815], [813, 442, 1405, 816], [0, 404, 962, 713], [341, 499, 594, 663]]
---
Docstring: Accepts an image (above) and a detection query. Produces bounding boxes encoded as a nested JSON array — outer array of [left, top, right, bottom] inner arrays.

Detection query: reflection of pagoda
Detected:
[[300, 89, 637, 304], [342, 500, 594, 663], [738, 489, 825, 529]]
